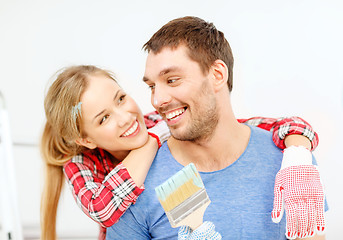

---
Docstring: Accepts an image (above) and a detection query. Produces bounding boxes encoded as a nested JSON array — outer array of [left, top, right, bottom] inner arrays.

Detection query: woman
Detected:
[[40, 65, 318, 240]]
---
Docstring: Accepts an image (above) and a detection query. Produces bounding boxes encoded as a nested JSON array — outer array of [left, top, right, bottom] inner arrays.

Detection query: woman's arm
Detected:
[[295, 234, 325, 240], [121, 135, 158, 187], [146, 113, 319, 150], [63, 119, 169, 228], [243, 117, 326, 238], [237, 116, 318, 150], [63, 152, 143, 227], [63, 136, 159, 228], [284, 134, 311, 149]]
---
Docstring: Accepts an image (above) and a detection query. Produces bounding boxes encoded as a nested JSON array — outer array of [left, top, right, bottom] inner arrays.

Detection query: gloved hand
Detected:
[[178, 221, 222, 240], [272, 146, 325, 239], [148, 120, 170, 148]]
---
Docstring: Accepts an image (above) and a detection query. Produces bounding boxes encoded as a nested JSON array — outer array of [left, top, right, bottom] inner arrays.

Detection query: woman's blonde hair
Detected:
[[40, 65, 116, 240]]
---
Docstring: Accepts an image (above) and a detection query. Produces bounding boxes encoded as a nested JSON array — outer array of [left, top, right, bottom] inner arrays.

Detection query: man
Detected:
[[106, 16, 326, 239]]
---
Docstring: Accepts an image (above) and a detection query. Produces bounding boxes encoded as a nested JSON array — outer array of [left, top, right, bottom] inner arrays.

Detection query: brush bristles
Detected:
[[160, 179, 201, 211], [155, 163, 204, 212]]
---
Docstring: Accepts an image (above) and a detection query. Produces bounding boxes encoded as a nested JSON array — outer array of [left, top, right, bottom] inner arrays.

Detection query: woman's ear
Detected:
[[75, 137, 97, 149], [211, 59, 228, 92]]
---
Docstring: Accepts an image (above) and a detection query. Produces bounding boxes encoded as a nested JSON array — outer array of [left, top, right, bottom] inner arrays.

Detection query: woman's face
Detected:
[[78, 74, 148, 159]]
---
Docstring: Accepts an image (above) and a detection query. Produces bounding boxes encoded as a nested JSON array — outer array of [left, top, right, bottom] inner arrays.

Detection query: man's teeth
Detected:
[[166, 108, 185, 120], [122, 121, 138, 137]]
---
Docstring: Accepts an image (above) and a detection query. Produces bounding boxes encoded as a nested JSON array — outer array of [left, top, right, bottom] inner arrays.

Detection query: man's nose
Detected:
[[152, 84, 171, 109]]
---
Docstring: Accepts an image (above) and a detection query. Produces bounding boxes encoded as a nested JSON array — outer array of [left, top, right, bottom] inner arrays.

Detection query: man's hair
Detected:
[[143, 16, 234, 92]]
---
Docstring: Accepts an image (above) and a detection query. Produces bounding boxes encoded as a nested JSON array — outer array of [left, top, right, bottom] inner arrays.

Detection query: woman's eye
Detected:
[[100, 115, 109, 125], [118, 94, 126, 103]]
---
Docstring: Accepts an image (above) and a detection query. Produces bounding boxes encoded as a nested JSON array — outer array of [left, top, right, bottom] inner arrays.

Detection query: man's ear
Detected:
[[210, 59, 228, 92], [75, 137, 97, 149]]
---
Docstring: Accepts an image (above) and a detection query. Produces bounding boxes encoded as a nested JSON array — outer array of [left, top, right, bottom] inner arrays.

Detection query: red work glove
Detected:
[[272, 146, 326, 239]]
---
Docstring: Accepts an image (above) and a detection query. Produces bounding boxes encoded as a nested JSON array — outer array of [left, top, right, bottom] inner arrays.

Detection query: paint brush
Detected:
[[155, 163, 211, 230]]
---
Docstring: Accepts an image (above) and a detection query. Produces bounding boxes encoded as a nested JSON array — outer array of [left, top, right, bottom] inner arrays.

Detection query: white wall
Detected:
[[0, 0, 342, 239]]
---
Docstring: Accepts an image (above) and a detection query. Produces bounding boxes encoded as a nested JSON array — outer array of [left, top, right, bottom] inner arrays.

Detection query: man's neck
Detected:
[[167, 118, 251, 172]]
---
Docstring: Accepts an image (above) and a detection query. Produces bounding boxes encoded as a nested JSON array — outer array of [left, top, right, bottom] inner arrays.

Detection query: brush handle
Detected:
[[175, 200, 211, 230]]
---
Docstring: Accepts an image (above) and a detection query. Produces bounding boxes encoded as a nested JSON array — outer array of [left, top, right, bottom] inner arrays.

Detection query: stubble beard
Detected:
[[171, 81, 219, 143]]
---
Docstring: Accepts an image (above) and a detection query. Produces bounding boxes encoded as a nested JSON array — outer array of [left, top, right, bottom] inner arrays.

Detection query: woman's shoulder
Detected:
[[65, 148, 117, 173]]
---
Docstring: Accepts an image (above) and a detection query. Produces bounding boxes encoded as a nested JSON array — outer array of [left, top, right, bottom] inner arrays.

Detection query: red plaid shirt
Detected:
[[63, 112, 318, 240]]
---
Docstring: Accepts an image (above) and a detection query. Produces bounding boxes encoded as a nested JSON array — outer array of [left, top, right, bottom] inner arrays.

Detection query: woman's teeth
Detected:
[[122, 121, 138, 137], [166, 108, 185, 120]]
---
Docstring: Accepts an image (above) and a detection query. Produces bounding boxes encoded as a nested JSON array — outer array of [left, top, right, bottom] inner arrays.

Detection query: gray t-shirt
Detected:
[[106, 126, 319, 239]]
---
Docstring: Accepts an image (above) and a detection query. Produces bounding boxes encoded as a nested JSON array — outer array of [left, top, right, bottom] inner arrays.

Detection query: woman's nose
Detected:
[[115, 108, 131, 128]]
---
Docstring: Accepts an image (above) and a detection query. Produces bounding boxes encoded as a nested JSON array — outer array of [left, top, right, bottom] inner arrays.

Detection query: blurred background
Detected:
[[0, 0, 342, 239]]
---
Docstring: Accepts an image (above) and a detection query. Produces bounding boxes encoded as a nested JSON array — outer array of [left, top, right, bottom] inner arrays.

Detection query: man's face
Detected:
[[143, 45, 219, 142]]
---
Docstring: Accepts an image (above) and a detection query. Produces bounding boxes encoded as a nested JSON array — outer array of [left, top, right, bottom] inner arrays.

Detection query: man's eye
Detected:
[[100, 115, 109, 124], [148, 85, 155, 90], [168, 78, 179, 84]]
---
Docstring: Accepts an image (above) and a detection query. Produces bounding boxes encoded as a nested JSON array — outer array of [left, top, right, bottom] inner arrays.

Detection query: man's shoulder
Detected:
[[245, 125, 283, 161], [249, 125, 276, 147], [145, 143, 183, 186], [127, 143, 183, 223], [250, 124, 273, 136]]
